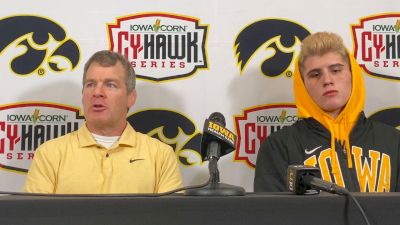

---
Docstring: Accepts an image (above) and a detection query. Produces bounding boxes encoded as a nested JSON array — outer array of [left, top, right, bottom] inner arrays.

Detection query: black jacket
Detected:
[[254, 112, 400, 192]]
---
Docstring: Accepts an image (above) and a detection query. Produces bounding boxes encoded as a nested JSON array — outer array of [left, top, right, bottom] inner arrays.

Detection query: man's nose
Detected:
[[93, 85, 105, 97], [322, 73, 334, 86]]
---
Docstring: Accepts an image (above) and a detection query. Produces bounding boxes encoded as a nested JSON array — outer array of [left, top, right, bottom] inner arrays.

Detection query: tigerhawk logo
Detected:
[[234, 19, 310, 77], [127, 109, 204, 166], [0, 15, 80, 76]]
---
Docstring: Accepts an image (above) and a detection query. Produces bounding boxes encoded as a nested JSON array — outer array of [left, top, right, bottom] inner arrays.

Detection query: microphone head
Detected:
[[287, 165, 321, 195], [200, 112, 237, 161], [208, 112, 226, 127]]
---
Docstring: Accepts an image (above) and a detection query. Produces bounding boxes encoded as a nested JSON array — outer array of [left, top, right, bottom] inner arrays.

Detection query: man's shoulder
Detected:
[[367, 119, 400, 136], [135, 131, 173, 151], [268, 120, 307, 139], [44, 129, 78, 144], [35, 129, 79, 154], [260, 120, 316, 150]]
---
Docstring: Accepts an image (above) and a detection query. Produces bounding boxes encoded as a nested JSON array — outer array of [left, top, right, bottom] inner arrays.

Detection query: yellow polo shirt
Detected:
[[23, 123, 183, 194]]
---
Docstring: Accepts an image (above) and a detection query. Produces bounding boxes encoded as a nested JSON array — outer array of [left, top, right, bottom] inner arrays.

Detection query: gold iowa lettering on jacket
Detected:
[[303, 146, 391, 192]]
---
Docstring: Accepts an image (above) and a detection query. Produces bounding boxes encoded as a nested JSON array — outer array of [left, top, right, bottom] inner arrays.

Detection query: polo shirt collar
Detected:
[[78, 122, 137, 148], [118, 123, 137, 147]]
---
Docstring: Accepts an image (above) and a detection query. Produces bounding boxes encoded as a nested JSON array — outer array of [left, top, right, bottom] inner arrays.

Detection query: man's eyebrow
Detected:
[[104, 78, 119, 83], [84, 78, 118, 83], [83, 79, 95, 83], [329, 63, 345, 68], [306, 68, 321, 76], [305, 63, 346, 76]]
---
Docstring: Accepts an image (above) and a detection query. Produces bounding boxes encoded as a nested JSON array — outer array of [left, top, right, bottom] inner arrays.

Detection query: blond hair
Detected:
[[298, 32, 349, 73]]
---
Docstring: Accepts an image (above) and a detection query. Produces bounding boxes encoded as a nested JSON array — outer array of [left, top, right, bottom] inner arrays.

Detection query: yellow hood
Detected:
[[293, 51, 365, 174]]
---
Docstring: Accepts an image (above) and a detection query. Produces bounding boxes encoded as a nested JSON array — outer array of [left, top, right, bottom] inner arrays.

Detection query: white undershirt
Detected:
[[91, 133, 120, 149]]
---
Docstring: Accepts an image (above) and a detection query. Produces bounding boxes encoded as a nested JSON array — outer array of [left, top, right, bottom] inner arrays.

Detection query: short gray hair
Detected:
[[83, 50, 135, 93]]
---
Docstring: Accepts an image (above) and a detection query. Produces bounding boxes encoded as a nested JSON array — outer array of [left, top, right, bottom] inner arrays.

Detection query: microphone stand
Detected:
[[184, 157, 245, 196]]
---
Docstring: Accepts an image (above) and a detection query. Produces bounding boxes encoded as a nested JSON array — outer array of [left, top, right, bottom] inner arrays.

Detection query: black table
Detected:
[[0, 192, 398, 225]]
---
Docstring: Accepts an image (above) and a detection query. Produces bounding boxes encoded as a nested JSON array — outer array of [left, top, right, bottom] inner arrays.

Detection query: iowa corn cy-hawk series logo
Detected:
[[108, 12, 209, 82], [0, 15, 80, 77], [0, 103, 85, 173], [234, 104, 298, 168], [352, 13, 400, 80], [127, 109, 204, 166], [234, 19, 310, 77]]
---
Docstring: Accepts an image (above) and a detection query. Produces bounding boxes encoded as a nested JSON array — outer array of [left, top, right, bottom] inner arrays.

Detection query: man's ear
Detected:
[[127, 89, 137, 108]]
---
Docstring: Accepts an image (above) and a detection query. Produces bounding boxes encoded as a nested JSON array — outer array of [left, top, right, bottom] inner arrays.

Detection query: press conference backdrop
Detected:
[[0, 0, 399, 192]]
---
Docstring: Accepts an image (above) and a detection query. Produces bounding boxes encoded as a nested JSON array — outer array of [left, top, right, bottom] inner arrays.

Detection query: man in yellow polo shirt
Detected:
[[24, 50, 183, 194]]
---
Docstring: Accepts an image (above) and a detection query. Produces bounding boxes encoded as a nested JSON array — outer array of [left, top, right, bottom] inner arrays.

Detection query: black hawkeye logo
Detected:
[[0, 15, 80, 76], [127, 109, 203, 167], [234, 19, 310, 77]]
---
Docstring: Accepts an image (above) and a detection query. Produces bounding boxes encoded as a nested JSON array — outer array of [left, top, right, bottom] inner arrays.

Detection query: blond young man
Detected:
[[254, 32, 400, 192]]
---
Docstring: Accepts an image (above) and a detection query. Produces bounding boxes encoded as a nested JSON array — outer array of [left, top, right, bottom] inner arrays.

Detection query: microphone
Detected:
[[287, 165, 372, 225], [184, 112, 245, 196], [200, 112, 236, 161], [287, 165, 349, 195]]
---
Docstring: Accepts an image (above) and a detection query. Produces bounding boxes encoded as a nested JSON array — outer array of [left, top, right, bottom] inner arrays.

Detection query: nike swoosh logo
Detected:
[[305, 145, 322, 155], [129, 159, 144, 163]]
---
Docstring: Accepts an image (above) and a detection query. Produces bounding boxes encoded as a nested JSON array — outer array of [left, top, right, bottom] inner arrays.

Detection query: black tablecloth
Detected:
[[0, 192, 398, 225]]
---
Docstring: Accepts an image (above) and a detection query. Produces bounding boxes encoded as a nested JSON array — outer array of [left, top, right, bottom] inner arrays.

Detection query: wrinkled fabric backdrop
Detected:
[[1, 0, 399, 192]]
